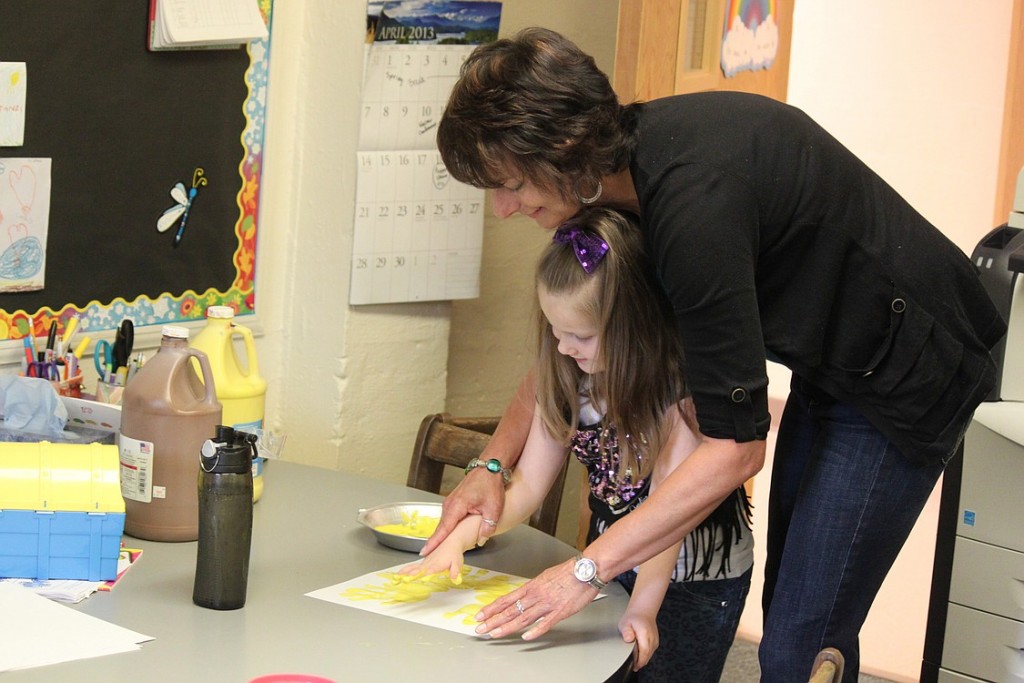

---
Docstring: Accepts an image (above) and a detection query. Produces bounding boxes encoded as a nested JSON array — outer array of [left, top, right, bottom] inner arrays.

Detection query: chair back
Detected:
[[407, 413, 568, 537], [808, 647, 845, 683]]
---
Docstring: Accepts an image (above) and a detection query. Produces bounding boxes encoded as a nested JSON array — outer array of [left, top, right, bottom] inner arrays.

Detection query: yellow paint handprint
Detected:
[[340, 566, 525, 626]]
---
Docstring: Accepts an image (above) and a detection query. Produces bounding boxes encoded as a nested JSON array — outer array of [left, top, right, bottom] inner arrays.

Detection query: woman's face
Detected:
[[491, 177, 578, 230]]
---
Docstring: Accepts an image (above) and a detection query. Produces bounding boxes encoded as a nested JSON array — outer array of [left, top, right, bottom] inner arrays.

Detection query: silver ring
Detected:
[[515, 599, 525, 614], [482, 518, 498, 527]]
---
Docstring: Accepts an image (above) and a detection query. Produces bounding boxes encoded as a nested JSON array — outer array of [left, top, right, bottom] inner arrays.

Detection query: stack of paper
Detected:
[[0, 583, 153, 672], [149, 0, 268, 51], [0, 578, 100, 604]]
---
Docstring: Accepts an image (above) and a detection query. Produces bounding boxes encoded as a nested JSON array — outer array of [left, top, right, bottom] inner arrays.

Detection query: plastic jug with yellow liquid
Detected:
[[190, 306, 268, 501]]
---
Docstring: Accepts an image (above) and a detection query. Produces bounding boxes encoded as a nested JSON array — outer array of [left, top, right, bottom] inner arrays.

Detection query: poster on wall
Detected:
[[351, 1, 500, 305], [721, 0, 779, 78]]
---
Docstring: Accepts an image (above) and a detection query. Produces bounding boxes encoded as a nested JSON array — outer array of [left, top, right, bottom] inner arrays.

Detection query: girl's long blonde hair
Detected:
[[535, 208, 690, 481]]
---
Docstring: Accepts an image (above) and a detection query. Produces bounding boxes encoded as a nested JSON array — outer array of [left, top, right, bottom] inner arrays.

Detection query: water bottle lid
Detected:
[[206, 306, 236, 320], [162, 325, 190, 339]]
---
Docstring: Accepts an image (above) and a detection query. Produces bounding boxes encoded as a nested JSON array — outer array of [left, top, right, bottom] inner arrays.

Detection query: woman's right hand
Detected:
[[421, 468, 507, 555]]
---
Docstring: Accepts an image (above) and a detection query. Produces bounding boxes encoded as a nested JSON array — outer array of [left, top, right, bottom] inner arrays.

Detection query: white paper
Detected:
[[0, 63, 27, 146], [307, 563, 527, 636], [0, 583, 153, 672], [0, 157, 51, 292]]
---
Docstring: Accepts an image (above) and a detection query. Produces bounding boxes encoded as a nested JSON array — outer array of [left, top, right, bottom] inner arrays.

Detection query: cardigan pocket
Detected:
[[854, 294, 964, 424]]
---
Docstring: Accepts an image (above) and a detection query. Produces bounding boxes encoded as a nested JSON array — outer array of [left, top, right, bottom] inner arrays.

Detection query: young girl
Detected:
[[404, 207, 753, 682]]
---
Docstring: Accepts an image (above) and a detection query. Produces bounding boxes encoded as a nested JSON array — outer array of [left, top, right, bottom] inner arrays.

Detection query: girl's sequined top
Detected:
[[572, 400, 753, 582]]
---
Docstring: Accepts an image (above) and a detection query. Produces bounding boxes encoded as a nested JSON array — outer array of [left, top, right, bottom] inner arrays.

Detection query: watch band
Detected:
[[464, 457, 512, 485]]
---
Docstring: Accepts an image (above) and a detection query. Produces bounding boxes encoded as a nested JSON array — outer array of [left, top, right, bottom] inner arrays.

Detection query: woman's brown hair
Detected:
[[437, 27, 639, 199]]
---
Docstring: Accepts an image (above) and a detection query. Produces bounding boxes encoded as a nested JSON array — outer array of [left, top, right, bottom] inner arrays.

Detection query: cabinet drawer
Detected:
[[960, 419, 1024, 552], [942, 603, 1024, 682], [950, 536, 1024, 622]]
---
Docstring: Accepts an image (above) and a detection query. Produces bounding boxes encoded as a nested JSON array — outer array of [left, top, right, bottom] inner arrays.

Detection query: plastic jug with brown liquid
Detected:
[[119, 325, 222, 541]]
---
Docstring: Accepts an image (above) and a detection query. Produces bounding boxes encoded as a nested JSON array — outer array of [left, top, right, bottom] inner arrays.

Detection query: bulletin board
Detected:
[[0, 0, 272, 342]]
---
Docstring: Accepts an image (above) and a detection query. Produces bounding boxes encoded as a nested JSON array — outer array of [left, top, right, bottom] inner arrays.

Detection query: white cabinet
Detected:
[[938, 403, 1024, 683]]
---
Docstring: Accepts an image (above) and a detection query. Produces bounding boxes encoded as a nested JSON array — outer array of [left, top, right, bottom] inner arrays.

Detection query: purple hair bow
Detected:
[[552, 223, 609, 274]]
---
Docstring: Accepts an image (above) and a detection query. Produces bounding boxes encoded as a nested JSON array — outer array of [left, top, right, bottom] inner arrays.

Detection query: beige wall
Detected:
[[254, 3, 620, 508]]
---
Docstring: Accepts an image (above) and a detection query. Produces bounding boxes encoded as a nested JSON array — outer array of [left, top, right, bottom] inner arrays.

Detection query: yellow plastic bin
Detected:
[[0, 441, 125, 581]]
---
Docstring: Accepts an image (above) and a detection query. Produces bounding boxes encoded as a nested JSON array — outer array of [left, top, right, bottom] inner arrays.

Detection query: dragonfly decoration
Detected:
[[157, 167, 208, 247]]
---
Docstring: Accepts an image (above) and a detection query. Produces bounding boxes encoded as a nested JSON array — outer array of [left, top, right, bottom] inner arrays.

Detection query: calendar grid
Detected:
[[350, 39, 485, 306]]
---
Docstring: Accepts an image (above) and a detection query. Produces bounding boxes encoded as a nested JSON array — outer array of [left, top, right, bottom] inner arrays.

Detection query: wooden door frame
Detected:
[[995, 0, 1024, 225]]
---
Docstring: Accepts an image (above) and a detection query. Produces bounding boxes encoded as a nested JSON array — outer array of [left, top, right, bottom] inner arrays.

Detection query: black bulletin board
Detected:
[[0, 1, 269, 340]]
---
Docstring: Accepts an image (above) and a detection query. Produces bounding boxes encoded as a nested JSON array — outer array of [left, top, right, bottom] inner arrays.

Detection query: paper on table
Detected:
[[0, 583, 153, 672], [307, 563, 528, 636]]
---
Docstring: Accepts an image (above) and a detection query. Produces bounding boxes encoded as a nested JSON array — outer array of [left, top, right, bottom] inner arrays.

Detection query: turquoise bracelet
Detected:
[[464, 457, 512, 485]]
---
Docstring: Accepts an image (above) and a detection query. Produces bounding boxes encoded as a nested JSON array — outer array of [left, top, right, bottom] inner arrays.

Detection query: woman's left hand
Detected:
[[474, 558, 598, 639]]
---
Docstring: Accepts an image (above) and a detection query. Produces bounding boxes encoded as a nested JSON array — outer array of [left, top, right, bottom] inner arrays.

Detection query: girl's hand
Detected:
[[423, 468, 507, 554], [398, 536, 467, 583], [619, 609, 660, 671]]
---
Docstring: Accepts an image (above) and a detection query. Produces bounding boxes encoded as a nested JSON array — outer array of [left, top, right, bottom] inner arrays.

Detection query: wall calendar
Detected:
[[350, 1, 500, 305]]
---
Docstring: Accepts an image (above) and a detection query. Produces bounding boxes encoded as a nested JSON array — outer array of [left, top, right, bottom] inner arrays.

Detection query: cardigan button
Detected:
[[730, 387, 747, 403], [891, 298, 907, 313]]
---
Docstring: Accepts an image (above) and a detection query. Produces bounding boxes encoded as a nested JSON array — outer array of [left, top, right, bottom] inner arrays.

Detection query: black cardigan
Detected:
[[630, 92, 1006, 463]]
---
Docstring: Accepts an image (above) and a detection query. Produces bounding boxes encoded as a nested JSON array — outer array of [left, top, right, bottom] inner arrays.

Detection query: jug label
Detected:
[[119, 434, 155, 503]]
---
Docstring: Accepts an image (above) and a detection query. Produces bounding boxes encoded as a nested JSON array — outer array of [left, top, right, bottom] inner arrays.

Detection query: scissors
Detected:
[[94, 339, 114, 378], [28, 361, 60, 381], [94, 320, 135, 379]]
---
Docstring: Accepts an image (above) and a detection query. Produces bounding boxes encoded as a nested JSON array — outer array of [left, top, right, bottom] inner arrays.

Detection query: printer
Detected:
[[922, 167, 1024, 683]]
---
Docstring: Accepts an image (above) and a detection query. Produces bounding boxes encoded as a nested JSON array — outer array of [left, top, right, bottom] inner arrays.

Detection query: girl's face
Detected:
[[492, 177, 579, 230], [538, 286, 601, 374]]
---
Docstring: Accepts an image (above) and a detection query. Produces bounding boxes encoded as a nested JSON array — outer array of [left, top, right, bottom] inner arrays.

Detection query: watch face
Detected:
[[574, 558, 597, 582]]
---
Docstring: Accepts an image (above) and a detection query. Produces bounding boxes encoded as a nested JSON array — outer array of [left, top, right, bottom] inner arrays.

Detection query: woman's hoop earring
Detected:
[[574, 178, 603, 205]]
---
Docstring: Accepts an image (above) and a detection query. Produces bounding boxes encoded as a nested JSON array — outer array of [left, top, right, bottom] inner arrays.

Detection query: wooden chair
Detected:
[[808, 647, 845, 683], [407, 413, 569, 537]]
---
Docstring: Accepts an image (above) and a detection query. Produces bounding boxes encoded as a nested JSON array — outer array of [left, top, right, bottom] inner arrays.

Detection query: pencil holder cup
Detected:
[[53, 373, 84, 398], [95, 378, 124, 405]]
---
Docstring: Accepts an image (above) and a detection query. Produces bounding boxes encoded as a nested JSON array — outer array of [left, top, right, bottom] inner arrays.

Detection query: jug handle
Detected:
[[230, 326, 260, 378], [187, 348, 220, 405]]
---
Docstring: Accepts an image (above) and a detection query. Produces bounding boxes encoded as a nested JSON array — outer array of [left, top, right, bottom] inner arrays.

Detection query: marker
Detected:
[[61, 315, 80, 345], [73, 336, 91, 360], [22, 337, 33, 365], [27, 316, 39, 361], [46, 320, 58, 351]]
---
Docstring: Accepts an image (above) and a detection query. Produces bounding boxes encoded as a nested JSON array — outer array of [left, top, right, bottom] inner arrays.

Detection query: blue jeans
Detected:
[[759, 376, 947, 682], [618, 567, 752, 682]]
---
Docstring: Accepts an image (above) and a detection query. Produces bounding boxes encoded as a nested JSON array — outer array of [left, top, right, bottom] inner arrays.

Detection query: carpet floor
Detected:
[[720, 638, 897, 682]]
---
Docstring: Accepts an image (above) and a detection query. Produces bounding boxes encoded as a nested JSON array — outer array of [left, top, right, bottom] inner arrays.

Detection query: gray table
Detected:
[[9, 461, 633, 682]]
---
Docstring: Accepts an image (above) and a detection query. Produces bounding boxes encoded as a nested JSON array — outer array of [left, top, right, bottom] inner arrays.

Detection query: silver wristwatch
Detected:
[[573, 554, 607, 590]]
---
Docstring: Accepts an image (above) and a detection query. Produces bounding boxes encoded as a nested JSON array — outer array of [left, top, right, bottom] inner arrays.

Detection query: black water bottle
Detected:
[[193, 425, 257, 610]]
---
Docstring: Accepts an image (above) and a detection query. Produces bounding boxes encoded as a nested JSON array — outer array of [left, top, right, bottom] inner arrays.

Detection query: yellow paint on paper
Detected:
[[340, 566, 524, 625]]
